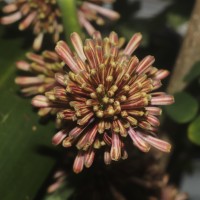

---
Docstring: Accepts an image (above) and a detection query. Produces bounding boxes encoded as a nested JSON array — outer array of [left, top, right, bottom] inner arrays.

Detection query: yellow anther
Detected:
[[90, 69, 97, 75], [108, 91, 114, 97], [69, 72, 76, 81], [96, 110, 104, 118], [94, 139, 101, 149], [110, 61, 116, 68], [114, 101, 120, 107], [127, 116, 138, 126], [96, 87, 103, 94], [123, 74, 130, 80], [96, 84, 104, 94], [121, 111, 128, 118], [120, 95, 127, 102], [123, 122, 130, 128], [109, 98, 114, 104], [107, 107, 115, 116], [105, 122, 111, 129], [123, 85, 130, 92], [102, 96, 109, 104], [106, 75, 113, 82], [90, 92, 97, 99], [93, 105, 99, 112]]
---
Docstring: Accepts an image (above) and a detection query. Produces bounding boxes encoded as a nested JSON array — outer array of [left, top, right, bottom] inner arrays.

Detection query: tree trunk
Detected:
[[167, 0, 200, 94]]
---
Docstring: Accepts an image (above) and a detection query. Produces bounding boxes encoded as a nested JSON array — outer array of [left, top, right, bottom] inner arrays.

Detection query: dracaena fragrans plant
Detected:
[[32, 31, 174, 173], [0, 0, 119, 50]]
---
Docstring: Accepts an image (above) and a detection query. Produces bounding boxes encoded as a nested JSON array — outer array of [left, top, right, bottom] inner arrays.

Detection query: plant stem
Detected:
[[57, 0, 82, 44], [167, 0, 200, 94]]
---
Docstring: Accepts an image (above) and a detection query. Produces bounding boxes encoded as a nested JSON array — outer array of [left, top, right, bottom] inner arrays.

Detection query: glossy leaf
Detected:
[[0, 27, 56, 199], [188, 115, 200, 145], [165, 92, 198, 123]]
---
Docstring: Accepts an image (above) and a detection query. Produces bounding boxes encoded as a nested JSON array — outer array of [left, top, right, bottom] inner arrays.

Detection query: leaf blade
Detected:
[[0, 27, 56, 200], [188, 115, 200, 145], [165, 92, 198, 123]]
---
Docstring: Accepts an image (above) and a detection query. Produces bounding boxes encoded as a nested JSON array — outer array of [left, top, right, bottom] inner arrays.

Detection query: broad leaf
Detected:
[[165, 92, 198, 123], [0, 27, 56, 199], [188, 115, 200, 145]]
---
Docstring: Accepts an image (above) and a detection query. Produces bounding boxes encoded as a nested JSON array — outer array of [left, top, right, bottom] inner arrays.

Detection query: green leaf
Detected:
[[188, 115, 200, 145], [184, 61, 200, 83], [167, 13, 187, 29], [165, 92, 198, 124], [0, 28, 56, 199]]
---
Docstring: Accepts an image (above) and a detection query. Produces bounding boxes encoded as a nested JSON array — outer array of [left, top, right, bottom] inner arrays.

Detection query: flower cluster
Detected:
[[78, 0, 120, 35], [15, 50, 64, 117], [0, 0, 119, 50], [0, 0, 62, 50], [32, 31, 174, 173]]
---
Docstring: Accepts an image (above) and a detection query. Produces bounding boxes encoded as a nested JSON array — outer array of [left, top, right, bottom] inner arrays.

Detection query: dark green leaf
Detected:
[[188, 115, 200, 145], [165, 92, 198, 123], [184, 61, 200, 83], [0, 27, 56, 200], [167, 13, 187, 29]]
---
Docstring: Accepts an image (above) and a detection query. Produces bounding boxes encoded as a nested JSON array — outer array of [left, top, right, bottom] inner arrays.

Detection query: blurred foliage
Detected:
[[164, 60, 200, 190], [0, 20, 56, 200], [165, 92, 198, 124], [165, 59, 200, 146], [167, 12, 187, 29], [113, 0, 194, 72], [188, 116, 200, 146]]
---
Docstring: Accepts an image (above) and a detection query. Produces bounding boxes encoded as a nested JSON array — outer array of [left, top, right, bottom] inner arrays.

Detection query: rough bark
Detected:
[[167, 0, 200, 94]]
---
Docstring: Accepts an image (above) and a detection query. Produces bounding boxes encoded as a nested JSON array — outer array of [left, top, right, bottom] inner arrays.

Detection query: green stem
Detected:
[[57, 0, 82, 44]]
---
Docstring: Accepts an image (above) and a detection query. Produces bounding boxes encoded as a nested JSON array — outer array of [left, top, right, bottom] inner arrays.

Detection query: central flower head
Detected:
[[33, 31, 174, 173]]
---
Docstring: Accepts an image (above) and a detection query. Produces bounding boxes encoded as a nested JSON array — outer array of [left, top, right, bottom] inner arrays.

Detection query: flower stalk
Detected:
[[57, 0, 82, 43]]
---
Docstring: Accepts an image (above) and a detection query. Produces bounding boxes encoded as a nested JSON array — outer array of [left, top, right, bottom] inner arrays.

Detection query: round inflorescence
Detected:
[[0, 0, 119, 50], [0, 0, 62, 50], [78, 0, 120, 35], [15, 50, 64, 117], [32, 31, 174, 173]]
